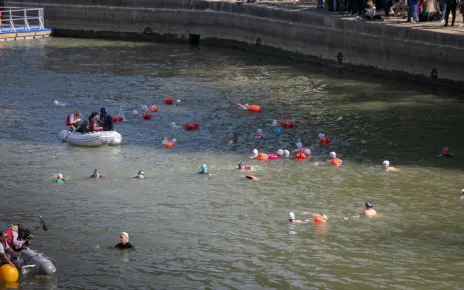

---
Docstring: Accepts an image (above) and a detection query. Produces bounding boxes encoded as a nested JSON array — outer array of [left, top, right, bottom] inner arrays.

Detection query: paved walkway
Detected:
[[236, 0, 464, 35]]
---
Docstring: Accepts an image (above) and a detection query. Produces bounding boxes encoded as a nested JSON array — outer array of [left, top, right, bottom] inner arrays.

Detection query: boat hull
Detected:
[[59, 130, 122, 147]]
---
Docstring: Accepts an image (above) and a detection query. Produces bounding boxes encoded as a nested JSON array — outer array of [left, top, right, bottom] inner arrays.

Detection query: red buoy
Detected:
[[143, 113, 152, 120]]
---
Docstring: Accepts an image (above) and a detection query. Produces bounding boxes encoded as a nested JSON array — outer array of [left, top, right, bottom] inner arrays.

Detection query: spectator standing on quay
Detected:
[[444, 0, 457, 26]]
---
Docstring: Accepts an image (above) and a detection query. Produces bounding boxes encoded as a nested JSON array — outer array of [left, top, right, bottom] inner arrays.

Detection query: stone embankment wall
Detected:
[[5, 0, 464, 84]]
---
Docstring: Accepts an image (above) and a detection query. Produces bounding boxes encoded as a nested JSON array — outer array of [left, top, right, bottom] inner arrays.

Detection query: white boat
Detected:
[[58, 130, 122, 147]]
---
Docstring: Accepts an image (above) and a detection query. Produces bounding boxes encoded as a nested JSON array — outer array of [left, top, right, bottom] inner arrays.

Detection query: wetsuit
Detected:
[[100, 113, 114, 131], [115, 242, 135, 250]]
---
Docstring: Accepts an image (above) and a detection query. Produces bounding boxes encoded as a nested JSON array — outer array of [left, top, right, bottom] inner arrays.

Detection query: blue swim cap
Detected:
[[275, 128, 281, 136], [201, 164, 207, 172], [93, 169, 98, 174], [238, 162, 245, 167]]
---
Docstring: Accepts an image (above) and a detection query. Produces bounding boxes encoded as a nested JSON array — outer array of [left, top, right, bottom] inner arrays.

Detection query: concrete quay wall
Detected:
[[5, 0, 464, 84]]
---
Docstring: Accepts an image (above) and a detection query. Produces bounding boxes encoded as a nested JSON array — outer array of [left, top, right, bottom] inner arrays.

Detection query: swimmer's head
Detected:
[[304, 149, 311, 156], [296, 142, 303, 148], [201, 164, 207, 173], [252, 149, 258, 156], [274, 128, 281, 136], [93, 169, 99, 175], [329, 152, 336, 159], [460, 189, 464, 196], [172, 138, 177, 143], [171, 122, 176, 126], [137, 170, 144, 176], [132, 109, 139, 115], [283, 150, 290, 157], [382, 160, 390, 168], [238, 162, 245, 169], [288, 212, 295, 220], [257, 129, 263, 134], [443, 147, 449, 154], [277, 149, 284, 156], [365, 201, 373, 208], [176, 99, 181, 104], [245, 104, 249, 108], [318, 133, 325, 139], [56, 173, 63, 179], [272, 120, 278, 126]]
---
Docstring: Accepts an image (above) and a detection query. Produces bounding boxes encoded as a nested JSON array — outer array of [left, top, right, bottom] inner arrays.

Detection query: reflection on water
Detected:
[[0, 38, 464, 289]]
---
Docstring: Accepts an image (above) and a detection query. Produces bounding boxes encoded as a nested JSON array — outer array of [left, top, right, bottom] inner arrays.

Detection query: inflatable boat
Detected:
[[14, 248, 56, 276], [58, 130, 122, 147]]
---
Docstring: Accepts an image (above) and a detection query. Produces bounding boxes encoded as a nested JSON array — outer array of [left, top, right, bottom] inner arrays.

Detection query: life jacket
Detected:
[[66, 113, 77, 127], [89, 119, 100, 132], [4, 229, 13, 247]]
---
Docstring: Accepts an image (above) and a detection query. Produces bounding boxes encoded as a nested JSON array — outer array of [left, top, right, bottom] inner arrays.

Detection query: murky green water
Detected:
[[1, 38, 464, 289]]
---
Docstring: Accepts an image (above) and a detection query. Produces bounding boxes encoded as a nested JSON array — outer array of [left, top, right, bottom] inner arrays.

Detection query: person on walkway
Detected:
[[444, 0, 457, 26], [407, 0, 419, 22], [440, 0, 447, 22], [115, 232, 135, 250]]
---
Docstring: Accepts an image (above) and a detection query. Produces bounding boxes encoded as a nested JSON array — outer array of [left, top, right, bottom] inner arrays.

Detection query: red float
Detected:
[[185, 123, 200, 131], [149, 105, 158, 112], [281, 120, 296, 128], [319, 136, 332, 145], [143, 113, 152, 120], [164, 98, 174, 104]]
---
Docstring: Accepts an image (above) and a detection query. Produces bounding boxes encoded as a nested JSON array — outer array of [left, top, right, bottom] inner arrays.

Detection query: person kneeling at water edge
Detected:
[[134, 170, 144, 179], [0, 232, 15, 267], [91, 169, 104, 178], [115, 232, 135, 250]]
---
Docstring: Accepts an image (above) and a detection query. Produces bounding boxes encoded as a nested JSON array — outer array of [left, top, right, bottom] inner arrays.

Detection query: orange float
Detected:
[[149, 105, 158, 112], [281, 120, 296, 128], [313, 215, 328, 223], [143, 113, 152, 120], [112, 116, 124, 123], [247, 105, 261, 113], [331, 158, 342, 166], [257, 153, 269, 160], [185, 123, 200, 131], [320, 136, 332, 145], [164, 97, 174, 104], [165, 141, 174, 148], [295, 152, 306, 160]]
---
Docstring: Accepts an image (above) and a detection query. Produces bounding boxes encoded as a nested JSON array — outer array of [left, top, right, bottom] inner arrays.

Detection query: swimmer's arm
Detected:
[[230, 102, 247, 110]]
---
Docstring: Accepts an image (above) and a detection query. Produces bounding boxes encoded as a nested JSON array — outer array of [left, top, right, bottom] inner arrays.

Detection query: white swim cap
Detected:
[[283, 150, 290, 157], [304, 149, 311, 155], [330, 152, 336, 158], [272, 120, 278, 126], [171, 122, 176, 126], [132, 110, 139, 115], [318, 133, 325, 139], [277, 149, 284, 155], [288, 212, 295, 220], [245, 104, 249, 107], [296, 142, 303, 148], [252, 149, 258, 156], [172, 138, 177, 143], [382, 160, 390, 167], [176, 99, 181, 103], [460, 189, 464, 195], [257, 129, 263, 134]]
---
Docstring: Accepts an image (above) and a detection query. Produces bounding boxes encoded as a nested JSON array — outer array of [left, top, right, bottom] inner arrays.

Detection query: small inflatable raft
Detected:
[[58, 130, 122, 147]]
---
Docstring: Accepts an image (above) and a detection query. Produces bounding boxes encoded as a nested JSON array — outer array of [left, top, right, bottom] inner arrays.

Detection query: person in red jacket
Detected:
[[88, 112, 103, 132], [66, 110, 82, 129]]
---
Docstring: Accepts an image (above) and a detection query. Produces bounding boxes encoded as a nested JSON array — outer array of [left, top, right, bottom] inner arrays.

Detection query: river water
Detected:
[[1, 38, 464, 289]]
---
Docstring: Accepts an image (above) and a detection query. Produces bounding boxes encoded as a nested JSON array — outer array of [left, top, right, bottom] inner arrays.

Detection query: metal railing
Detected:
[[0, 7, 45, 33]]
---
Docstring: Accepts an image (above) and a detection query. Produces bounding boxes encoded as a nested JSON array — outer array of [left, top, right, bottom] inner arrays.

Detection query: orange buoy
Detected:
[[320, 136, 332, 145], [295, 152, 306, 160], [313, 215, 328, 223], [143, 113, 152, 120], [165, 141, 174, 148], [257, 153, 269, 160], [164, 98, 174, 104], [281, 120, 296, 128], [185, 123, 199, 131], [149, 105, 158, 112], [331, 158, 342, 166], [247, 105, 261, 113]]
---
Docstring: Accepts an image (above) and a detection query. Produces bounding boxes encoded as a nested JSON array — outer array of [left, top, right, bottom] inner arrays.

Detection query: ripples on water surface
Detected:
[[1, 38, 464, 289]]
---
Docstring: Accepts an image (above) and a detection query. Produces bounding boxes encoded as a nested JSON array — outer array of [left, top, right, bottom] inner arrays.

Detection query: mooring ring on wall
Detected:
[[143, 27, 153, 35], [431, 68, 438, 80], [256, 38, 261, 47], [337, 51, 343, 63]]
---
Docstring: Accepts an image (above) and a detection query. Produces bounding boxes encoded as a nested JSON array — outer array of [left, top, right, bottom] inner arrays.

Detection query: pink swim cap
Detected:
[[56, 173, 63, 179], [443, 147, 449, 154]]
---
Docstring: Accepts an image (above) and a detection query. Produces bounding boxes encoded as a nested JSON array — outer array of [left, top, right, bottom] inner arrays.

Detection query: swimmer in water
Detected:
[[230, 102, 248, 110], [274, 128, 281, 136], [312, 213, 328, 223], [293, 141, 303, 153], [229, 133, 238, 144], [271, 120, 278, 127], [288, 212, 309, 224], [199, 164, 213, 176], [56, 173, 65, 183], [459, 189, 464, 200], [245, 175, 259, 181], [304, 148, 312, 158], [363, 201, 377, 217], [276, 149, 284, 156], [170, 122, 181, 129], [174, 99, 182, 106], [252, 129, 266, 140], [440, 147, 452, 158], [329, 152, 343, 166], [237, 161, 253, 171], [91, 169, 104, 178], [283, 150, 290, 158], [382, 160, 400, 172], [134, 170, 144, 179], [249, 149, 259, 159]]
